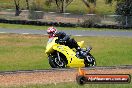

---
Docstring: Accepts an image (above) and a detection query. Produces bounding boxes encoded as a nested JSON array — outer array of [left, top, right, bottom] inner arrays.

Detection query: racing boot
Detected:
[[76, 47, 87, 58]]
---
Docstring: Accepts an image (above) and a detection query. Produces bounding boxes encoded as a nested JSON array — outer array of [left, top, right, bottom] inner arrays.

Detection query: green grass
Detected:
[[0, 34, 50, 71], [0, 23, 49, 30], [95, 0, 116, 15], [0, 23, 131, 31], [2, 82, 132, 88], [0, 0, 14, 10], [75, 36, 132, 66], [67, 0, 116, 14], [0, 34, 132, 71]]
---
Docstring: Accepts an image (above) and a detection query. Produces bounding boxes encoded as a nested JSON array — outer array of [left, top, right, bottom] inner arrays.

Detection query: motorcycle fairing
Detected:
[[45, 37, 58, 54], [53, 45, 85, 67], [77, 41, 84, 48]]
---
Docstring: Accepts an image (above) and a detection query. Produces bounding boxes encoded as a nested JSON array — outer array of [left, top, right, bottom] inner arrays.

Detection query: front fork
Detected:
[[54, 52, 64, 66], [57, 52, 61, 61]]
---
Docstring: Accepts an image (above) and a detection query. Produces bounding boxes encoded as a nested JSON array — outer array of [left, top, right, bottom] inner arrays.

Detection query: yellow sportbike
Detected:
[[45, 37, 96, 68]]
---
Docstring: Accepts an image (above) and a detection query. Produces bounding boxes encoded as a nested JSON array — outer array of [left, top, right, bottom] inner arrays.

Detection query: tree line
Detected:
[[14, 0, 132, 16]]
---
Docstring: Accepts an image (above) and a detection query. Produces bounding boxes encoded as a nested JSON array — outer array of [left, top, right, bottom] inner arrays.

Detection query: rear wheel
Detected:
[[48, 54, 66, 68], [84, 53, 96, 67]]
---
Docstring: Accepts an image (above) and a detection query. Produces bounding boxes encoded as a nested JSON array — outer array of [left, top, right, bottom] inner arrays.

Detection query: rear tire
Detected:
[[48, 55, 66, 68]]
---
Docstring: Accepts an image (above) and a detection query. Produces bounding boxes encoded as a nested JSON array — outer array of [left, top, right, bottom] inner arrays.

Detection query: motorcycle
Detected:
[[45, 37, 96, 68]]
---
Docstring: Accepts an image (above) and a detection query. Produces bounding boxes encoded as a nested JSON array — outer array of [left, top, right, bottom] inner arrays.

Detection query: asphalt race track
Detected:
[[0, 28, 132, 37]]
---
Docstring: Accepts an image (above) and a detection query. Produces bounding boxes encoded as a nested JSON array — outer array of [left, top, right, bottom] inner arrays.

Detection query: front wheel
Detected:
[[48, 55, 66, 68], [84, 53, 96, 67]]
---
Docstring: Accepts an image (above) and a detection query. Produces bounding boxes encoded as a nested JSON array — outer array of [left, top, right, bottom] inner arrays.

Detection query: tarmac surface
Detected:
[[0, 28, 132, 37]]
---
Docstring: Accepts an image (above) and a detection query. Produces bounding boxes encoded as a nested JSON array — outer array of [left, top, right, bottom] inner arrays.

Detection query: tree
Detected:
[[29, 0, 44, 19], [45, 0, 73, 13], [82, 0, 96, 13], [82, 0, 115, 13], [25, 0, 29, 10], [116, 0, 132, 16], [14, 0, 21, 16], [115, 0, 132, 26], [95, 0, 132, 26]]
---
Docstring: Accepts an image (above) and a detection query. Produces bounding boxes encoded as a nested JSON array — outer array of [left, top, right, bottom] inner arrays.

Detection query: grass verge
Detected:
[[0, 23, 131, 31], [0, 33, 132, 71]]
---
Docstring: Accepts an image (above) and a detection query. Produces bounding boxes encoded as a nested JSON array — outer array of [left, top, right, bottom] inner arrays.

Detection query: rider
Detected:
[[47, 26, 84, 56]]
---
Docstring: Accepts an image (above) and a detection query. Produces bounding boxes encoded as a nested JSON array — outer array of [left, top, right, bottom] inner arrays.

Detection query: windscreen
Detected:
[[47, 37, 55, 44]]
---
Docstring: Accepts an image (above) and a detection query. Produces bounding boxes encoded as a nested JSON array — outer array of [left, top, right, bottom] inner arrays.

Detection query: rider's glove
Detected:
[[55, 39, 59, 43]]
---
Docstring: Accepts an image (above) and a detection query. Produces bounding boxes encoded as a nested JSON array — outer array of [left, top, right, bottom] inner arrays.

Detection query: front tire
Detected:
[[48, 55, 66, 68], [84, 53, 96, 67]]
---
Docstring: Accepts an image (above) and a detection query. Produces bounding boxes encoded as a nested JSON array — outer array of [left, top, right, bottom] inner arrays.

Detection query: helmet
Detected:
[[47, 26, 57, 34], [47, 26, 57, 38]]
